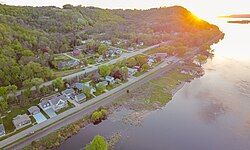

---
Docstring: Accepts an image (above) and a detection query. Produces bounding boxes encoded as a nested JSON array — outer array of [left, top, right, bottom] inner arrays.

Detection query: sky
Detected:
[[1, 0, 249, 20]]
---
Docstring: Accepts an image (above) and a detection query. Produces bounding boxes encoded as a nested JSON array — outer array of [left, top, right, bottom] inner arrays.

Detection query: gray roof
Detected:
[[75, 93, 86, 102], [98, 81, 108, 86], [28, 106, 40, 114], [62, 88, 75, 95], [105, 76, 114, 81], [73, 83, 85, 90], [50, 94, 68, 106], [13, 114, 31, 126], [0, 124, 5, 135], [40, 99, 51, 108]]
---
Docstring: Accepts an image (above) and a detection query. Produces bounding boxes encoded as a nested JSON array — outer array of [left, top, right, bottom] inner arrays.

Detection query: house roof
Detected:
[[75, 93, 86, 101], [40, 100, 51, 108], [62, 88, 75, 95], [97, 81, 108, 87], [0, 124, 5, 135], [73, 83, 85, 90], [28, 106, 40, 114], [50, 95, 68, 106], [13, 114, 31, 126], [105, 76, 114, 81]]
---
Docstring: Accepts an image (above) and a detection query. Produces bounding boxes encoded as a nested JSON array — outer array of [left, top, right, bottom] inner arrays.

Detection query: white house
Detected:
[[61, 88, 75, 99], [128, 68, 138, 76], [105, 76, 115, 84], [39, 93, 69, 112]]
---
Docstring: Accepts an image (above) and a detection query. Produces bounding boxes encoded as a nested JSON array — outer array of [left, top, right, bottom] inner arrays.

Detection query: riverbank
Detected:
[[23, 62, 203, 149]]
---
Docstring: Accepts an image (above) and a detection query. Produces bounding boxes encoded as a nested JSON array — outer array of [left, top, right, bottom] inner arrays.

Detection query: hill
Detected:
[[0, 4, 222, 88]]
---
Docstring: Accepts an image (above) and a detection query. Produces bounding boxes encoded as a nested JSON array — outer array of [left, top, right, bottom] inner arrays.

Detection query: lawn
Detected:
[[56, 102, 75, 114], [106, 83, 120, 91], [2, 99, 40, 133], [134, 71, 145, 77], [87, 57, 96, 65]]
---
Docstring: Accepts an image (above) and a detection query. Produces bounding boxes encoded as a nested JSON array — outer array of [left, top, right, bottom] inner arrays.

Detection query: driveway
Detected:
[[33, 113, 47, 124]]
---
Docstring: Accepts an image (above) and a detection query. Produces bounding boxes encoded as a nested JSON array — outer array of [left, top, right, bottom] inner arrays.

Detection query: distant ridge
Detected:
[[219, 14, 250, 18]]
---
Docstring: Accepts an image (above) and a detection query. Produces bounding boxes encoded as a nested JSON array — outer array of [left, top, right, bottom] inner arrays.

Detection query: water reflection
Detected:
[[59, 19, 250, 150]]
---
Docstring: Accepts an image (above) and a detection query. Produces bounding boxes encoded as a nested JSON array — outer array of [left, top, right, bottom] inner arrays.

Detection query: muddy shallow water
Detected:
[[59, 19, 250, 150]]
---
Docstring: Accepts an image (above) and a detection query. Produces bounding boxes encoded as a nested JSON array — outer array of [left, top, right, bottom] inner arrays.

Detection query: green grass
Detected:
[[2, 99, 40, 133], [106, 83, 120, 91], [87, 57, 96, 65], [0, 124, 33, 141], [56, 102, 75, 115], [134, 71, 145, 77], [147, 70, 192, 105]]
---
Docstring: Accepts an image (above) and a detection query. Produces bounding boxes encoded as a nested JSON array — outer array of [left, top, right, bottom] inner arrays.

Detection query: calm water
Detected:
[[59, 19, 250, 150]]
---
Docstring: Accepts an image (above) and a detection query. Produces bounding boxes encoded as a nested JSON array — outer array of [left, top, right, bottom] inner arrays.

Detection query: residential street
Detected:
[[11, 42, 169, 97], [2, 53, 182, 149]]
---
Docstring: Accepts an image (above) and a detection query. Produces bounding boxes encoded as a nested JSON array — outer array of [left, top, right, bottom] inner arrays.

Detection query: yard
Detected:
[[1, 99, 40, 133], [56, 102, 75, 114]]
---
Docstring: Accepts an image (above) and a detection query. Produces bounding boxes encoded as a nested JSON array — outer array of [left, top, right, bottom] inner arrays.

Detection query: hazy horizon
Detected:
[[1, 0, 249, 20]]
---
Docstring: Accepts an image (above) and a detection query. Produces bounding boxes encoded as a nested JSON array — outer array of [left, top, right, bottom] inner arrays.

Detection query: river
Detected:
[[59, 18, 250, 150]]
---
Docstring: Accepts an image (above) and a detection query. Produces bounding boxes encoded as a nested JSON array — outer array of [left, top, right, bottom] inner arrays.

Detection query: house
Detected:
[[40, 93, 69, 112], [105, 76, 115, 84], [155, 53, 168, 60], [74, 93, 87, 103], [128, 68, 138, 76], [73, 83, 85, 91], [40, 99, 52, 110], [128, 47, 134, 51], [133, 66, 141, 71], [114, 48, 122, 55], [82, 82, 96, 94], [0, 124, 5, 137], [50, 95, 69, 112], [147, 57, 155, 67], [61, 88, 75, 99], [58, 60, 80, 70], [97, 56, 104, 63], [72, 49, 81, 56], [28, 106, 40, 115], [97, 81, 109, 87], [12, 114, 31, 130]]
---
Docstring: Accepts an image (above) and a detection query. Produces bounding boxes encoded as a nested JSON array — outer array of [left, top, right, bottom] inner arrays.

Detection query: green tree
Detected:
[[135, 55, 147, 66], [85, 135, 108, 150], [126, 57, 137, 68], [0, 86, 8, 99], [98, 65, 111, 77], [196, 54, 208, 66], [142, 63, 150, 71], [83, 86, 92, 98], [0, 98, 8, 112], [96, 83, 106, 94], [97, 44, 108, 55], [52, 77, 65, 91], [31, 78, 44, 93]]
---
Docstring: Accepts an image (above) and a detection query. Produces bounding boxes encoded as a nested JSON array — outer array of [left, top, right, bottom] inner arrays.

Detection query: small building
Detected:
[[114, 48, 122, 55], [50, 95, 69, 112], [105, 76, 115, 84], [128, 68, 138, 76], [72, 49, 81, 56], [133, 66, 141, 71], [61, 88, 75, 99], [28, 106, 40, 115], [155, 53, 168, 60], [40, 99, 52, 110], [73, 83, 85, 91], [12, 114, 31, 130], [97, 81, 109, 87], [40, 93, 69, 112], [74, 93, 87, 103], [0, 124, 5, 137]]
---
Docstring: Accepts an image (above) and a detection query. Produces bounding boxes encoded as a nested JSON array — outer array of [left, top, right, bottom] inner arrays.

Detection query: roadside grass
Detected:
[[53, 68, 82, 77], [106, 83, 120, 91], [94, 90, 105, 97], [134, 71, 145, 77], [56, 102, 75, 115], [2, 99, 40, 133], [0, 124, 33, 141], [147, 70, 192, 105]]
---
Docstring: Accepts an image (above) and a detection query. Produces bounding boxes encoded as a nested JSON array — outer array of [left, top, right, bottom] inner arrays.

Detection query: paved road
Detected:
[[11, 42, 168, 97], [0, 42, 169, 149], [2, 55, 182, 150], [63, 53, 80, 62]]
